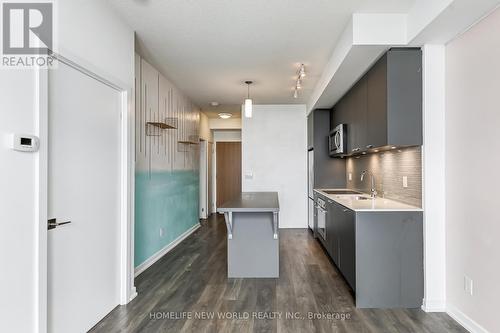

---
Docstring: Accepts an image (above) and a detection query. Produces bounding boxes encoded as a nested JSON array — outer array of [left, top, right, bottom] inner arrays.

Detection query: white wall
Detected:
[[445, 8, 500, 333], [0, 70, 38, 333], [213, 130, 242, 142], [422, 45, 447, 312], [242, 105, 307, 228], [209, 117, 242, 129], [0, 1, 134, 332], [199, 112, 212, 141]]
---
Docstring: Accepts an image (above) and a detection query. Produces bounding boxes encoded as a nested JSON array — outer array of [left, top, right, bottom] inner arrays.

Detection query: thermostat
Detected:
[[11, 134, 40, 152]]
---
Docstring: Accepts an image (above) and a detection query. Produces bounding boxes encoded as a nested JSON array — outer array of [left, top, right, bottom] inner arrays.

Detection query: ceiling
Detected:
[[108, 0, 415, 109]]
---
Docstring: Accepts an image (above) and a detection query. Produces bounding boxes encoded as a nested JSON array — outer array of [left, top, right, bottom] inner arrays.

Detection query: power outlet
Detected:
[[348, 173, 352, 181], [464, 276, 473, 296], [402, 176, 408, 188], [159, 227, 165, 238]]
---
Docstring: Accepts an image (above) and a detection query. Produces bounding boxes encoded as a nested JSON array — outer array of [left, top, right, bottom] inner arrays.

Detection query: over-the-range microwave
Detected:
[[329, 124, 347, 156]]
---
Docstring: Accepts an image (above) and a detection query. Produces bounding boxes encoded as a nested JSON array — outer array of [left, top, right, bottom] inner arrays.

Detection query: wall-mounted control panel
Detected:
[[10, 134, 40, 152]]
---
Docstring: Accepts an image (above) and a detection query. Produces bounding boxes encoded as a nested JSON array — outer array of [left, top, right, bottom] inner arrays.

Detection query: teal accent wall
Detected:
[[135, 170, 199, 267]]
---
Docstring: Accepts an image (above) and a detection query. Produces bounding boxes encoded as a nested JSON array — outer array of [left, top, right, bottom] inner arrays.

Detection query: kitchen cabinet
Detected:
[[316, 191, 423, 308], [307, 109, 346, 189], [336, 203, 356, 290], [325, 199, 338, 263], [323, 197, 355, 290], [366, 54, 387, 149], [330, 48, 422, 155], [349, 78, 368, 153]]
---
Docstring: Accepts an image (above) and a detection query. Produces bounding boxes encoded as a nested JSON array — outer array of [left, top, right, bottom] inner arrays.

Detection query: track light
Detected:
[[292, 63, 306, 98], [298, 64, 306, 78]]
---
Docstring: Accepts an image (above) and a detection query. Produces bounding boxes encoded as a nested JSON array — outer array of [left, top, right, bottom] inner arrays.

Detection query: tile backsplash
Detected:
[[345, 146, 422, 207]]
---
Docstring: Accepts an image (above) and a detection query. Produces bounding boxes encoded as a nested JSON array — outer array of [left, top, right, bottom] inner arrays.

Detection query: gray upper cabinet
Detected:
[[331, 48, 422, 155], [308, 109, 346, 189], [350, 77, 368, 153], [366, 54, 388, 149]]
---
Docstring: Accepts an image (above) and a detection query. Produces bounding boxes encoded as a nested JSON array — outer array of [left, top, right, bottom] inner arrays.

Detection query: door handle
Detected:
[[48, 218, 72, 230]]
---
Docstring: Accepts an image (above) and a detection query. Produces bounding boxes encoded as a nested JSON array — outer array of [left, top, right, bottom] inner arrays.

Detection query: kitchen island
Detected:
[[217, 192, 279, 278]]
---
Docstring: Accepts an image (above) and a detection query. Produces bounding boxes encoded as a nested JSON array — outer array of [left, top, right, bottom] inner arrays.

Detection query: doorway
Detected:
[[199, 140, 209, 218], [216, 141, 242, 207], [46, 59, 127, 333]]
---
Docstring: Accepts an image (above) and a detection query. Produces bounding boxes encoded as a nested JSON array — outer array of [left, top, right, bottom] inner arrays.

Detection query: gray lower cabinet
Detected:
[[325, 199, 337, 262], [325, 199, 355, 290], [319, 193, 423, 308], [336, 203, 356, 291]]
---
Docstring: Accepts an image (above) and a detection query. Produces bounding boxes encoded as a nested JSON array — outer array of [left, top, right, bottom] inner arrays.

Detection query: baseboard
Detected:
[[128, 287, 138, 302], [134, 223, 201, 277], [447, 304, 489, 333], [421, 298, 446, 312]]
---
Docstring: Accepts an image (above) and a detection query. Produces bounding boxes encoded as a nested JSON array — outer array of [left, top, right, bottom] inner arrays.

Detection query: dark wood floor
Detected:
[[90, 215, 465, 333]]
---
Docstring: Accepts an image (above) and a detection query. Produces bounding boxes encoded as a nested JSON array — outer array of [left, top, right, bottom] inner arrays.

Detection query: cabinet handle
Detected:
[[343, 209, 349, 212], [366, 145, 373, 149], [352, 148, 360, 152]]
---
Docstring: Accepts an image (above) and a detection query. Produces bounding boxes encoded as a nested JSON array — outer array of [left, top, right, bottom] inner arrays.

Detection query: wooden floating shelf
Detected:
[[146, 121, 176, 129], [177, 140, 199, 145], [145, 121, 177, 136]]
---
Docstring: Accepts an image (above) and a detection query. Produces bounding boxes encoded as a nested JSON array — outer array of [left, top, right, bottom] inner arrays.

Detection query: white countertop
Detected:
[[314, 189, 423, 212]]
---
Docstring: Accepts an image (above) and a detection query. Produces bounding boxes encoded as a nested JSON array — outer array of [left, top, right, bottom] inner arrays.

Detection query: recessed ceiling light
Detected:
[[218, 112, 232, 119], [210, 102, 219, 107]]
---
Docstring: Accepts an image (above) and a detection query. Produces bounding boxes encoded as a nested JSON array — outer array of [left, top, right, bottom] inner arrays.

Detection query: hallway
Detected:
[[91, 216, 465, 333]]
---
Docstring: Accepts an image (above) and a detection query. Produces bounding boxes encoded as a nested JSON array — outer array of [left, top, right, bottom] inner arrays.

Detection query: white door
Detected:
[[48, 61, 121, 333]]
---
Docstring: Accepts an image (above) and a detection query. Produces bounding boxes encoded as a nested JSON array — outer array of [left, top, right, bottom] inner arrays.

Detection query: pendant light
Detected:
[[244, 80, 253, 118]]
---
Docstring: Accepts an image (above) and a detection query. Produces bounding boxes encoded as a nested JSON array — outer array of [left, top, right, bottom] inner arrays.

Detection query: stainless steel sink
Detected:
[[322, 189, 362, 195]]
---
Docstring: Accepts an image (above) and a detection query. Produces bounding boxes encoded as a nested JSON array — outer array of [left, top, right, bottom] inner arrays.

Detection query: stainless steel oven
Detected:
[[316, 197, 327, 241], [329, 124, 346, 156]]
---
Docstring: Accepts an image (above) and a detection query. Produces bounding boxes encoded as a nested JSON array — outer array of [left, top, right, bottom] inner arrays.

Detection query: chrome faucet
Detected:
[[360, 170, 377, 198]]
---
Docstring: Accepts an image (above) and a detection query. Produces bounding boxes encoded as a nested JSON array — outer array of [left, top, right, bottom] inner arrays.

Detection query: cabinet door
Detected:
[[326, 200, 337, 262], [352, 77, 368, 152], [342, 89, 357, 153], [367, 55, 388, 148], [332, 97, 347, 130], [339, 207, 356, 290], [307, 113, 313, 149], [328, 201, 340, 266]]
